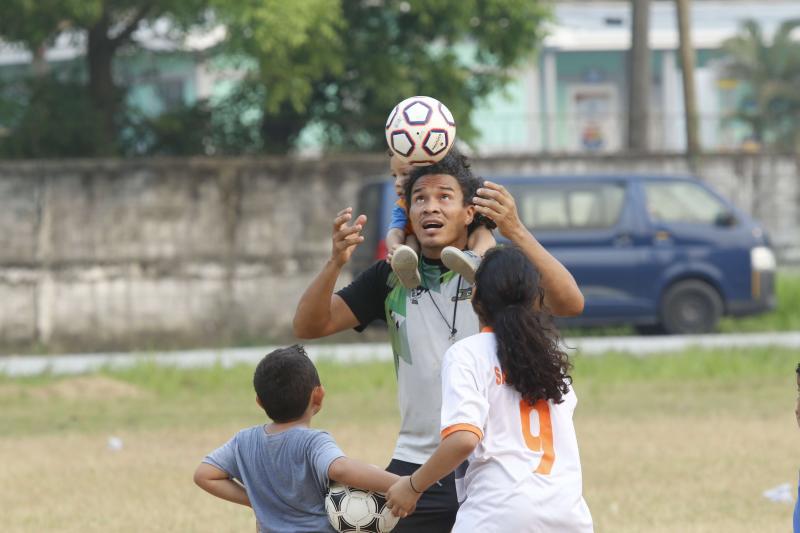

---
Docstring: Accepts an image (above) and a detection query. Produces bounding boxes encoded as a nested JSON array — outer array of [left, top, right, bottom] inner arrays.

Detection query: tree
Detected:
[[676, 0, 700, 160], [0, 0, 208, 156], [1, 0, 550, 156], [721, 18, 800, 153], [219, 0, 549, 153], [628, 0, 651, 152]]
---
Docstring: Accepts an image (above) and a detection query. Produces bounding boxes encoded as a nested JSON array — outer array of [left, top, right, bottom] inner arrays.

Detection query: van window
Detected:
[[509, 183, 625, 230], [644, 181, 728, 224]]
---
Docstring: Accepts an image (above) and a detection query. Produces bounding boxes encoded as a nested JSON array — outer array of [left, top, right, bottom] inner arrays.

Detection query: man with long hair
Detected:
[[293, 148, 583, 532]]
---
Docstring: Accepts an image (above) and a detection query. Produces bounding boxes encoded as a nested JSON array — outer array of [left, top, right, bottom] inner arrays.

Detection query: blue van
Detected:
[[351, 174, 776, 334]]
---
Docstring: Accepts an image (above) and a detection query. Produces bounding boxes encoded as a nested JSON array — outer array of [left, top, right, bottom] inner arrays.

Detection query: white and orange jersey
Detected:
[[441, 331, 593, 533]]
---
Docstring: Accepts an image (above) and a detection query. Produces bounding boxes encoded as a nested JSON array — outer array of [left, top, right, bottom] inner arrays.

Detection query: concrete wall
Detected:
[[0, 153, 797, 351]]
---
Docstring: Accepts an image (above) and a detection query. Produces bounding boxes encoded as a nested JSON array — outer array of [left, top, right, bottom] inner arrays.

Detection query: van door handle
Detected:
[[613, 233, 632, 246]]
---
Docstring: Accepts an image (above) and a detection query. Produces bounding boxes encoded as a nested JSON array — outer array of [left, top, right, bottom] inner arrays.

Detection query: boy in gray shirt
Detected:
[[194, 345, 400, 532]]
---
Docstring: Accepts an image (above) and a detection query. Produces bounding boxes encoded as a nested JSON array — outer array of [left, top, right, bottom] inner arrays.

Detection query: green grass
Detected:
[[3, 348, 796, 437], [719, 272, 800, 332], [2, 349, 798, 533]]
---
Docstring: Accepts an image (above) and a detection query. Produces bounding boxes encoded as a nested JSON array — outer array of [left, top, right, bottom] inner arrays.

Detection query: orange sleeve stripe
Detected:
[[441, 423, 483, 441]]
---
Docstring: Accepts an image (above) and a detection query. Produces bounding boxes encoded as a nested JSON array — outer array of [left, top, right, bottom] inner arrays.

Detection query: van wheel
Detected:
[[660, 280, 723, 334]]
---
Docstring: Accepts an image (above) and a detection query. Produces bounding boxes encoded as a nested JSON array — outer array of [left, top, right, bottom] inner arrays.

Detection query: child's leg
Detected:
[[466, 226, 496, 257], [442, 226, 496, 284], [386, 228, 407, 262], [390, 230, 421, 289]]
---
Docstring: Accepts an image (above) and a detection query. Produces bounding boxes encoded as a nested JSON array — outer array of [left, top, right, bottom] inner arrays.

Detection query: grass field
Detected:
[[1, 348, 798, 532]]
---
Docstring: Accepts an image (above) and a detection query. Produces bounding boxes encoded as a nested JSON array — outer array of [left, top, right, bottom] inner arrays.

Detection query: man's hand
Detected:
[[473, 181, 525, 240], [385, 476, 420, 518], [331, 207, 367, 267]]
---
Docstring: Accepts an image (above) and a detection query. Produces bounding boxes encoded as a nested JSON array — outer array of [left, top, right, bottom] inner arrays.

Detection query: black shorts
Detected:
[[386, 459, 459, 533]]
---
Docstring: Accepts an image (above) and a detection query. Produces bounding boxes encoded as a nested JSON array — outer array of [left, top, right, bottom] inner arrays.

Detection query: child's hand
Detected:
[[385, 476, 420, 518]]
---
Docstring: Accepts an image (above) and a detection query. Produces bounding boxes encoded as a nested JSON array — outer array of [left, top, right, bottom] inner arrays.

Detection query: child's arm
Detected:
[[194, 463, 251, 507], [385, 431, 479, 517], [466, 225, 496, 256], [328, 456, 400, 494]]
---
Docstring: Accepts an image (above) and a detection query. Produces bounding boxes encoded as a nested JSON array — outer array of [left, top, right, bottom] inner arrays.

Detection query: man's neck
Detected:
[[421, 236, 468, 260]]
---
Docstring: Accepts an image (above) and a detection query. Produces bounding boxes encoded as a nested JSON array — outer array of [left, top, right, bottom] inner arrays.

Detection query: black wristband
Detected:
[[408, 473, 423, 494]]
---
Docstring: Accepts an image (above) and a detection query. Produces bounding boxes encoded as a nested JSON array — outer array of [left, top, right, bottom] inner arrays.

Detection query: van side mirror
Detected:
[[714, 211, 737, 227]]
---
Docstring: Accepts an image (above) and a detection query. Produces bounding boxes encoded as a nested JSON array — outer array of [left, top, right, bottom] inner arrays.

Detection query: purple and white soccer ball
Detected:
[[385, 95, 456, 167], [325, 482, 399, 533]]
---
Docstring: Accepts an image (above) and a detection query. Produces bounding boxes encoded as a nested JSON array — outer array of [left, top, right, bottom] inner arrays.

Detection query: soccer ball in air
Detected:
[[325, 483, 399, 533], [385, 95, 456, 166]]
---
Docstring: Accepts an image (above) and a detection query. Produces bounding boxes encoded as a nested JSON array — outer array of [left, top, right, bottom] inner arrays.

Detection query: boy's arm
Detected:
[[194, 463, 251, 507], [328, 457, 400, 494], [385, 431, 478, 517], [473, 181, 584, 317], [466, 225, 496, 257]]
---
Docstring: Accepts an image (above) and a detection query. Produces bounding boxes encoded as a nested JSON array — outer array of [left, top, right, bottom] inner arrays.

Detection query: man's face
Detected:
[[408, 173, 474, 258], [390, 156, 411, 198]]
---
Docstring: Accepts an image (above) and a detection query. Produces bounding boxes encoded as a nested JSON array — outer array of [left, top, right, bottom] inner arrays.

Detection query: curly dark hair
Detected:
[[253, 344, 321, 423], [471, 246, 572, 404], [404, 146, 496, 230]]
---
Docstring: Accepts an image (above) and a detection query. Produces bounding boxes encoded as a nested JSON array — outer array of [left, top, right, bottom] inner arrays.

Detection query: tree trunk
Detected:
[[31, 44, 49, 78], [628, 0, 651, 152], [87, 10, 118, 156], [676, 0, 700, 163]]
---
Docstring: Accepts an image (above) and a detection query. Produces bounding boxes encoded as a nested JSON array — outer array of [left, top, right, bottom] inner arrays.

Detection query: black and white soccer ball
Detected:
[[325, 482, 399, 533], [385, 95, 456, 167]]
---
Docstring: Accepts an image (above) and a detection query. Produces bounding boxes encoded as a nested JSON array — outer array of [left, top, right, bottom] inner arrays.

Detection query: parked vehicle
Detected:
[[351, 174, 776, 334]]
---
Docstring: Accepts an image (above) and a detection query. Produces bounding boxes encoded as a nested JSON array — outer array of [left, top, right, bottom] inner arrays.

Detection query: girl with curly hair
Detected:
[[386, 245, 593, 532]]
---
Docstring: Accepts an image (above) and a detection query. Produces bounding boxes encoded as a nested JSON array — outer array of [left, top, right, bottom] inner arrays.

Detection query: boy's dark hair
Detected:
[[796, 363, 800, 376], [253, 345, 321, 423], [404, 147, 496, 230]]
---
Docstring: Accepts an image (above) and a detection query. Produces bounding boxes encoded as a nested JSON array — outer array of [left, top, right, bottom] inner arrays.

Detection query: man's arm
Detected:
[[473, 181, 584, 317], [194, 463, 251, 507], [293, 207, 365, 339], [328, 457, 400, 494]]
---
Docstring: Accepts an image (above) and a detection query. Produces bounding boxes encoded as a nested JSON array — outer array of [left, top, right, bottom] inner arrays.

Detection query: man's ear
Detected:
[[256, 395, 263, 409], [464, 203, 476, 226]]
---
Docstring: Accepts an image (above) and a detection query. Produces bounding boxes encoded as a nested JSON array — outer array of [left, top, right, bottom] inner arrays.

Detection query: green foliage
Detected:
[[0, 0, 549, 156], [721, 18, 800, 152], [0, 75, 106, 158], [297, 0, 550, 151]]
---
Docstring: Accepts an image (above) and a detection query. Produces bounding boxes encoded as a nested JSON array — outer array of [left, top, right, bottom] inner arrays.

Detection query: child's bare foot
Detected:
[[391, 245, 421, 289], [441, 247, 481, 284]]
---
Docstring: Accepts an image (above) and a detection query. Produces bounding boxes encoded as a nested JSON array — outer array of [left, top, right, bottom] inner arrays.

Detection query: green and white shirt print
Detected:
[[338, 258, 479, 464]]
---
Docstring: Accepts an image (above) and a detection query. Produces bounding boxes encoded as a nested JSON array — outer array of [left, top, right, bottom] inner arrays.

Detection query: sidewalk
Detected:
[[2, 332, 800, 377]]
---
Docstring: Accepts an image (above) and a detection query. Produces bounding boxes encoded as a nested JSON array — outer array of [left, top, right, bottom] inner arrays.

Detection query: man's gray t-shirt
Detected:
[[204, 425, 344, 533]]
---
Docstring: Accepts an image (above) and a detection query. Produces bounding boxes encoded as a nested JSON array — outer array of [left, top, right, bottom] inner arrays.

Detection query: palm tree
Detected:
[[721, 18, 800, 153]]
